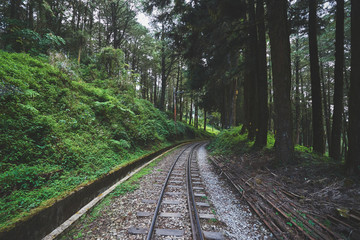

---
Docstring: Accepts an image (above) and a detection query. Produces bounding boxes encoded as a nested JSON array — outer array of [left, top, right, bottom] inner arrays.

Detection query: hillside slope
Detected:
[[0, 50, 207, 229]]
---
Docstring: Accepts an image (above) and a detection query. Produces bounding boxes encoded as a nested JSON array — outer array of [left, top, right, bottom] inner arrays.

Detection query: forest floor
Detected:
[[212, 149, 360, 239]]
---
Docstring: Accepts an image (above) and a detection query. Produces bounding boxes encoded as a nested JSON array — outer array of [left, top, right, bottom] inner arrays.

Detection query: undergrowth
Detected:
[[208, 126, 333, 164], [207, 126, 275, 155], [0, 50, 210, 230]]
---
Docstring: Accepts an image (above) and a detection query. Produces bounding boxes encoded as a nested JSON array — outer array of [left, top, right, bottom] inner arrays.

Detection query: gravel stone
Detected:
[[61, 144, 272, 240], [197, 144, 272, 240]]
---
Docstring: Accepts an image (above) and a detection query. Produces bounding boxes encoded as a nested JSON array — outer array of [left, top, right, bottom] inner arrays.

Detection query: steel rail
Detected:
[[146, 143, 195, 240], [186, 143, 204, 240]]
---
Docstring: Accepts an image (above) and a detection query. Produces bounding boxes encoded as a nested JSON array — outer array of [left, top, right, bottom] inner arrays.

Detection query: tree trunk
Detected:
[[179, 96, 183, 122], [167, 83, 172, 112], [141, 71, 147, 99], [268, 55, 273, 133], [150, 75, 154, 103], [89, 5, 94, 43], [71, 0, 77, 30], [189, 95, 193, 125], [175, 63, 181, 120], [321, 63, 331, 152], [57, 4, 64, 36], [159, 25, 166, 110], [98, 9, 102, 49], [77, 45, 82, 64], [76, 2, 81, 30], [153, 73, 158, 107], [300, 74, 307, 146], [146, 70, 150, 101], [309, 0, 325, 154], [303, 108, 309, 147], [111, 2, 118, 49], [220, 85, 225, 129], [204, 110, 207, 131], [185, 98, 188, 123], [254, 0, 269, 148], [342, 66, 350, 158], [346, 0, 360, 175], [179, 72, 183, 122], [330, 0, 345, 161], [247, 0, 258, 140], [232, 78, 238, 127], [342, 113, 348, 159], [28, 0, 34, 29], [242, 48, 251, 133], [294, 38, 301, 145], [194, 95, 199, 129], [266, 0, 294, 163]]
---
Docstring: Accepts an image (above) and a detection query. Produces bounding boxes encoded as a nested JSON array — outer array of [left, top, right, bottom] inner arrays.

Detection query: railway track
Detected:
[[127, 143, 224, 239]]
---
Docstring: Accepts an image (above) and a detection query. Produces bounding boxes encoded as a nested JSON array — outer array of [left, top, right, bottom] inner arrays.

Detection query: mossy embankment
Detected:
[[0, 50, 210, 230]]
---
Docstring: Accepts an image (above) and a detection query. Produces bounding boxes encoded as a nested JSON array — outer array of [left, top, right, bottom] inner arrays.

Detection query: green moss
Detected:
[[0, 50, 208, 230]]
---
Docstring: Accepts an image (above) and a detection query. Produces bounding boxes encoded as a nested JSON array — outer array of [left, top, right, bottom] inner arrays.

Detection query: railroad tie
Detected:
[[203, 231, 224, 240]]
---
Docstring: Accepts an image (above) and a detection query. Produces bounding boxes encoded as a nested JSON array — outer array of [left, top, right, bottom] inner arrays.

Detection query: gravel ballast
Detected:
[[60, 144, 271, 239], [197, 145, 272, 239]]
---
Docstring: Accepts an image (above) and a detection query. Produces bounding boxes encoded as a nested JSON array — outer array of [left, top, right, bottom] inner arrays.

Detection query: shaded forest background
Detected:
[[1, 0, 359, 174], [3, 0, 357, 171], [1, 0, 359, 172]]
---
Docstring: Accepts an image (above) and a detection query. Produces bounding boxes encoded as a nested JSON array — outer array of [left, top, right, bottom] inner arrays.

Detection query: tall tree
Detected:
[[194, 95, 199, 129], [189, 94, 193, 125], [346, 0, 360, 175], [294, 37, 301, 145], [102, 0, 136, 49], [266, 0, 294, 163], [330, 0, 344, 161], [254, 0, 269, 148], [245, 0, 258, 140], [308, 0, 325, 154], [144, 3, 179, 111], [321, 63, 331, 150], [159, 22, 167, 110]]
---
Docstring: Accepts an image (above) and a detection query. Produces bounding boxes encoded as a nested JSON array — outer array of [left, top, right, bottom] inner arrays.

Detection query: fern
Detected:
[[110, 139, 131, 151], [24, 89, 40, 98], [18, 103, 39, 114]]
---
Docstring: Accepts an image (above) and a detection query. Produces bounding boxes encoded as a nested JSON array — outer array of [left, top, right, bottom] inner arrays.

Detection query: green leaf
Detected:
[[18, 103, 39, 114], [24, 89, 40, 98]]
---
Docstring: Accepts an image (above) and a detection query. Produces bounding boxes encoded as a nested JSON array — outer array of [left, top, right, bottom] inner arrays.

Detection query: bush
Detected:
[[207, 126, 256, 155]]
